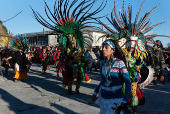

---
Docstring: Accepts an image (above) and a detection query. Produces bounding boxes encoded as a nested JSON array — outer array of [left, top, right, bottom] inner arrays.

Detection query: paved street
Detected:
[[0, 63, 170, 114]]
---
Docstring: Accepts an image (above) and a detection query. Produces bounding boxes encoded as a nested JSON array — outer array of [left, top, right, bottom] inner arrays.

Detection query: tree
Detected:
[[3, 25, 8, 34]]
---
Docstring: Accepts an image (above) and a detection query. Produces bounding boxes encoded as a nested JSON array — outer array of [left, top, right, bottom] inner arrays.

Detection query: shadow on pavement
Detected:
[[1, 63, 101, 112], [51, 103, 79, 114], [0, 88, 57, 114]]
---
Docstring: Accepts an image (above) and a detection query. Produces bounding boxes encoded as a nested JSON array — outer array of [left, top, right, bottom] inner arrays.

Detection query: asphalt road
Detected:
[[0, 63, 169, 114]]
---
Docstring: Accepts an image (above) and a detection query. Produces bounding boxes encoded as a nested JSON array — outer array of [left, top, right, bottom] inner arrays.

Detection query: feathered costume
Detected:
[[97, 0, 170, 112], [5, 34, 29, 81], [31, 0, 107, 94], [10, 34, 28, 52], [0, 21, 12, 76], [39, 49, 48, 74]]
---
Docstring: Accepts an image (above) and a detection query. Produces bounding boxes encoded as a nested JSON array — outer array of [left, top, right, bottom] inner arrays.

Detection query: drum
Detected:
[[137, 66, 154, 89]]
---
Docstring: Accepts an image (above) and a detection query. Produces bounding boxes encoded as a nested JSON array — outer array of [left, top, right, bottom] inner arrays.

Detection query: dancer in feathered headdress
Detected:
[[4, 34, 29, 82], [0, 11, 23, 77], [10, 34, 28, 52], [0, 21, 13, 76], [96, 0, 170, 113], [31, 0, 107, 94]]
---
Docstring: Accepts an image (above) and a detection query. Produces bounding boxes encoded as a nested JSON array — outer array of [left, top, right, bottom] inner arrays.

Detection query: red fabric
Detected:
[[29, 52, 33, 56], [128, 88, 145, 106], [136, 88, 145, 106], [59, 67, 62, 73], [85, 74, 91, 82], [53, 51, 60, 62], [39, 52, 47, 60]]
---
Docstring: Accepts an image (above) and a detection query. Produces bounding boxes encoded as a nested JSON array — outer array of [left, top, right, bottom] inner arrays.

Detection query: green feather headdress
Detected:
[[57, 21, 84, 50], [31, 0, 107, 51]]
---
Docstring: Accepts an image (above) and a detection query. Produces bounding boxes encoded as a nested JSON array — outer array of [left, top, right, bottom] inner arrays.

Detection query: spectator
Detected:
[[153, 40, 166, 85], [87, 48, 98, 71]]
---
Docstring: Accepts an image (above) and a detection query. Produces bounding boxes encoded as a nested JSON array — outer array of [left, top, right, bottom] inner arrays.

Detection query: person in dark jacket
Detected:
[[5, 46, 28, 82], [153, 40, 166, 84], [2, 46, 15, 75]]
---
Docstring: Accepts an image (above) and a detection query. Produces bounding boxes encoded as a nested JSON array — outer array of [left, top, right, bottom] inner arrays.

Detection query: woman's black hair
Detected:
[[154, 40, 164, 49], [101, 39, 127, 66], [110, 39, 127, 66]]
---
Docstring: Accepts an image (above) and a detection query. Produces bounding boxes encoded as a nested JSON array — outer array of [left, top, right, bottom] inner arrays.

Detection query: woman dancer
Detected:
[[90, 39, 131, 114]]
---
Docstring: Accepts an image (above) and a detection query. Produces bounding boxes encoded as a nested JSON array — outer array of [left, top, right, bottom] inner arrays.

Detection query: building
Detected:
[[21, 27, 109, 48], [21, 30, 58, 47]]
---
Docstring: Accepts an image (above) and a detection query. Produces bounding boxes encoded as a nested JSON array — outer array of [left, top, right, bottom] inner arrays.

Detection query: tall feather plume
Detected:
[[128, 0, 131, 24], [151, 35, 170, 38], [129, 6, 132, 25], [141, 19, 150, 31], [134, 0, 145, 24], [119, 9, 125, 27], [141, 22, 151, 32], [122, 0, 125, 16], [79, 0, 107, 25], [113, 0, 123, 28], [121, 13, 128, 28], [30, 0, 108, 38], [2, 11, 23, 23], [96, 19, 115, 33], [97, 34, 107, 42], [139, 3, 160, 29], [142, 20, 170, 33]]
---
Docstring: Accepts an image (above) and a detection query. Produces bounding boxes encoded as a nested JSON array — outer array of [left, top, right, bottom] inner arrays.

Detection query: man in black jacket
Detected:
[[5, 46, 28, 82], [153, 40, 166, 85]]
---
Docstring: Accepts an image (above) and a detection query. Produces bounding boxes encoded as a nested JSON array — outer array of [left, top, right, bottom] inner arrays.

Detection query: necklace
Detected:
[[104, 59, 113, 87]]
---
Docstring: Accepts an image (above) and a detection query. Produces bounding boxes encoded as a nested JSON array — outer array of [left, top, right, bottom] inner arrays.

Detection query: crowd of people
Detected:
[[0, 44, 99, 79], [0, 39, 169, 113], [1, 39, 170, 83], [1, 0, 170, 113]]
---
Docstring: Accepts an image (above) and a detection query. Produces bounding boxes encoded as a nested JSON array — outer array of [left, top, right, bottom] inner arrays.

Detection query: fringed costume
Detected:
[[0, 34, 14, 75], [31, 0, 106, 94], [39, 49, 47, 74], [46, 50, 53, 70], [26, 51, 33, 72], [54, 49, 61, 77], [6, 34, 29, 82], [2, 46, 15, 75], [97, 0, 170, 113]]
